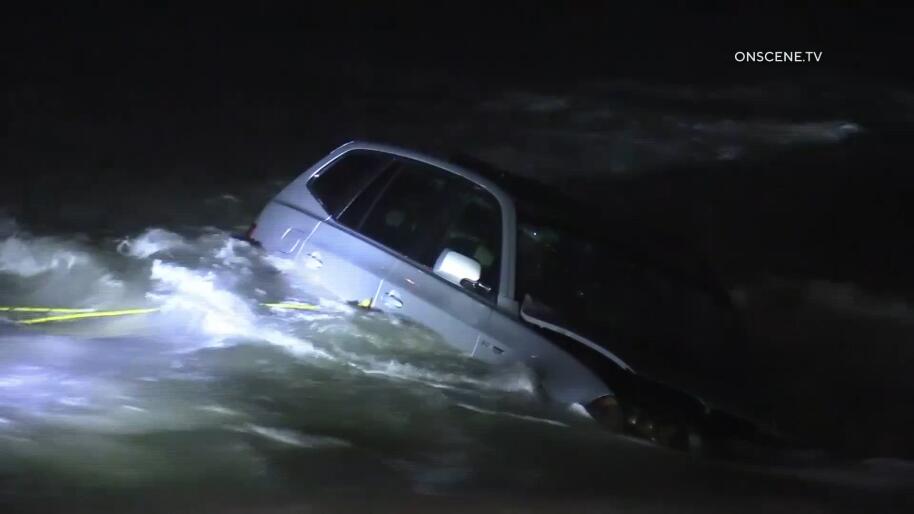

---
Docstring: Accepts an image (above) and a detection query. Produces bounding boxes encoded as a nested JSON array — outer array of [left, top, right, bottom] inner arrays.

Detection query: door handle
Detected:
[[384, 290, 403, 309], [305, 251, 323, 269]]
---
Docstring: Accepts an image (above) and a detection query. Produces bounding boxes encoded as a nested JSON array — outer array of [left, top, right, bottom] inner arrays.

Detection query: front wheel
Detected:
[[586, 395, 704, 453], [587, 394, 803, 463]]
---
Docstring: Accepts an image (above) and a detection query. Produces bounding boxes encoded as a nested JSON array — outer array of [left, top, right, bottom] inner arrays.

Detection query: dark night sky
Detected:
[[5, 4, 914, 84]]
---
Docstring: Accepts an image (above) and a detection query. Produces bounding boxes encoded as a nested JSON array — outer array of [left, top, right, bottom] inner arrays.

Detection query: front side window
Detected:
[[307, 150, 393, 218], [337, 157, 502, 297], [433, 184, 501, 295]]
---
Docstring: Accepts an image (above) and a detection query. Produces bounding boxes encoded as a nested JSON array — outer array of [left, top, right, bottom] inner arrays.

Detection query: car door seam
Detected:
[[470, 334, 482, 357], [291, 220, 323, 261], [371, 279, 385, 309]]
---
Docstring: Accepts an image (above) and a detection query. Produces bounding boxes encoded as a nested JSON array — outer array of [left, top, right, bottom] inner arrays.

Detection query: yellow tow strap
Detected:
[[0, 307, 97, 313], [2, 302, 321, 325], [20, 308, 161, 325]]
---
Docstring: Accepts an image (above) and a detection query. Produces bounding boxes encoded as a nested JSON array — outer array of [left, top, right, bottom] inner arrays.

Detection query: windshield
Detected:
[[516, 219, 731, 368]]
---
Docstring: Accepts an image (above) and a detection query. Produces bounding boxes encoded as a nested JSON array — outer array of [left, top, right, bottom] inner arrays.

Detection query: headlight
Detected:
[[585, 395, 624, 432]]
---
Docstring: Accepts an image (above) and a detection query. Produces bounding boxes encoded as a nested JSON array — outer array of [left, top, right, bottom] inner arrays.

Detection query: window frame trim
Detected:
[[305, 149, 395, 219]]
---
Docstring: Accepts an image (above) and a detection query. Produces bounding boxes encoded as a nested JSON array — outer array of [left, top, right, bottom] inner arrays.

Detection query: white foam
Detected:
[[146, 260, 332, 358], [214, 238, 251, 266], [455, 402, 569, 427], [0, 236, 90, 277], [117, 228, 188, 259], [351, 358, 535, 395], [245, 424, 351, 448]]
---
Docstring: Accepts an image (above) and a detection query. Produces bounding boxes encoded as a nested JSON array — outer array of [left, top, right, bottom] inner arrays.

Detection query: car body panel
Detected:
[[377, 257, 492, 356], [479, 308, 611, 404], [252, 202, 322, 257], [250, 141, 614, 405], [300, 220, 397, 308], [519, 298, 633, 372]]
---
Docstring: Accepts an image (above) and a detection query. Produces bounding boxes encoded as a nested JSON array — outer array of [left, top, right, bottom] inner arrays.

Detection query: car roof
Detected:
[[445, 153, 583, 222], [336, 140, 563, 213], [334, 141, 509, 201]]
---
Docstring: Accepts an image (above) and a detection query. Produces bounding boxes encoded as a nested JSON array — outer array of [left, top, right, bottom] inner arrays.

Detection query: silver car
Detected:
[[246, 141, 747, 449]]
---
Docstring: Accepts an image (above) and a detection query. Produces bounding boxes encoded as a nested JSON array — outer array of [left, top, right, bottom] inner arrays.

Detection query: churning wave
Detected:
[[0, 221, 561, 495]]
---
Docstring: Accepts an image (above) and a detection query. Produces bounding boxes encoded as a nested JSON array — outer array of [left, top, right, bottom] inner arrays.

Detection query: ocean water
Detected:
[[0, 218, 910, 512]]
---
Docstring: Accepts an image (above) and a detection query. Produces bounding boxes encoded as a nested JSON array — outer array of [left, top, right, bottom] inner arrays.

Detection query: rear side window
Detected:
[[307, 150, 393, 217], [356, 160, 453, 267]]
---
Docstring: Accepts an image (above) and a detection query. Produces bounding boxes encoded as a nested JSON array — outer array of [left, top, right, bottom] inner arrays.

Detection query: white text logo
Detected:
[[734, 51, 823, 63]]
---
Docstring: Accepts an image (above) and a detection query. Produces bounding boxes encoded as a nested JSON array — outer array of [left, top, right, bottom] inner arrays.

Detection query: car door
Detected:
[[354, 162, 503, 355], [296, 150, 401, 305]]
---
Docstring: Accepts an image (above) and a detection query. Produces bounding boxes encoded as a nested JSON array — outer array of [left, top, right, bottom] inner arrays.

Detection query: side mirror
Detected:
[[433, 248, 481, 287]]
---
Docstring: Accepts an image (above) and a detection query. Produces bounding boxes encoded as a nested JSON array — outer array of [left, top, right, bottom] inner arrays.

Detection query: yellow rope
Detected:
[[2, 301, 320, 325], [0, 307, 97, 313], [20, 308, 161, 325]]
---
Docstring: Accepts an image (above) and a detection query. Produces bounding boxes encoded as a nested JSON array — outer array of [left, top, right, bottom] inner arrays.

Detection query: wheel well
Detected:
[[531, 325, 706, 420]]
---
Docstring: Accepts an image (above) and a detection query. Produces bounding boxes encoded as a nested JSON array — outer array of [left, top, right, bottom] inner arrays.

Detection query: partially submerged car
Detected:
[[246, 141, 752, 450]]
